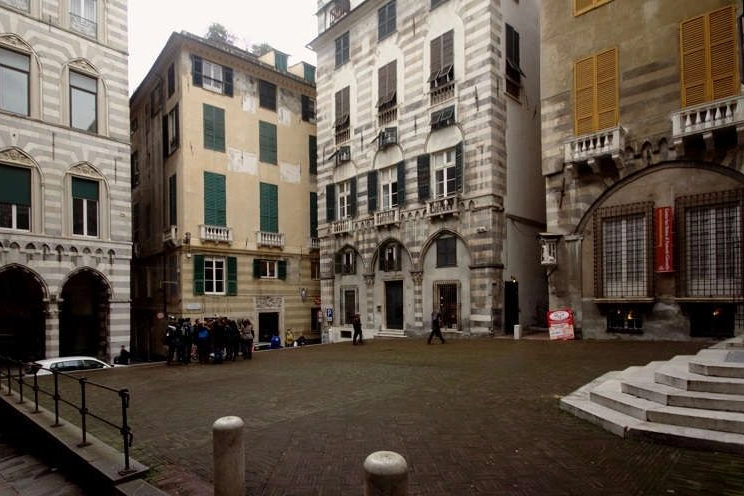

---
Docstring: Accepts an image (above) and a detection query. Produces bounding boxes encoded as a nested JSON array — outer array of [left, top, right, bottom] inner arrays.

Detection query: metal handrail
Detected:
[[0, 355, 135, 475]]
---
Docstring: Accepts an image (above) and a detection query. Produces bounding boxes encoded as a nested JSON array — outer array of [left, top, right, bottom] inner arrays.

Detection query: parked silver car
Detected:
[[26, 356, 121, 376]]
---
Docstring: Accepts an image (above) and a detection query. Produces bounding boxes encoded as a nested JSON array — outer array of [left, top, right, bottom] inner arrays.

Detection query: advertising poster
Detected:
[[547, 309, 575, 340], [655, 206, 674, 273]]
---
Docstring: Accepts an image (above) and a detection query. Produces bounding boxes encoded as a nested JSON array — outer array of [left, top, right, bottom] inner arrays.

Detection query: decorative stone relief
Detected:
[[256, 295, 283, 310], [0, 148, 34, 166], [70, 162, 101, 178]]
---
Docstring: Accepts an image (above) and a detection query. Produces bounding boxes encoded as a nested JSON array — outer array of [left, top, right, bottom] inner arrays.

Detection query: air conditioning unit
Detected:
[[379, 127, 398, 149], [336, 145, 351, 163]]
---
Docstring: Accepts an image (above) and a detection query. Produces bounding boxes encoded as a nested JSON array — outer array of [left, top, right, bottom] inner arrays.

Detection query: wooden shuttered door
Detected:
[[574, 47, 618, 135], [680, 5, 738, 107]]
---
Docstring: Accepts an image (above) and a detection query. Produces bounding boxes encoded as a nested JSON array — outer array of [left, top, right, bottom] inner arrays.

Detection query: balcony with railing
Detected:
[[308, 237, 320, 250], [70, 13, 97, 38], [670, 95, 744, 141], [430, 80, 455, 106], [564, 126, 626, 164], [257, 231, 285, 248], [378, 106, 398, 127], [199, 224, 232, 243], [331, 218, 353, 235], [374, 208, 399, 227], [1, 0, 29, 11], [426, 195, 459, 219]]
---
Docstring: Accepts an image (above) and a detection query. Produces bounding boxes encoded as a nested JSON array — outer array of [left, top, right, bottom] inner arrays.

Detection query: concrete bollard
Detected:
[[514, 324, 521, 340], [213, 416, 245, 496], [364, 450, 408, 496]]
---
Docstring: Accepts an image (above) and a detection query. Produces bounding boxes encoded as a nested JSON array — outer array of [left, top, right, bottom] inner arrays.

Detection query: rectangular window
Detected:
[[335, 32, 349, 67], [429, 30, 454, 89], [342, 288, 357, 325], [304, 63, 315, 84], [258, 259, 278, 279], [309, 135, 317, 175], [607, 306, 643, 333], [302, 95, 316, 122], [343, 250, 355, 274], [505, 24, 524, 100], [574, 47, 618, 135], [430, 105, 455, 130], [70, 71, 97, 132], [259, 182, 278, 233], [380, 166, 398, 210], [275, 52, 288, 72], [377, 61, 397, 112], [70, 0, 96, 36], [203, 104, 225, 152], [259, 121, 278, 164], [380, 243, 401, 271], [204, 257, 225, 294], [72, 177, 98, 237], [310, 192, 318, 238], [437, 282, 459, 329], [168, 174, 177, 226], [602, 215, 647, 297], [335, 87, 350, 144], [0, 47, 29, 115], [433, 148, 456, 198], [203, 171, 226, 226], [0, 164, 30, 231], [164, 105, 179, 156], [436, 236, 457, 267], [192, 55, 233, 96], [203, 59, 224, 93], [378, 1, 396, 41], [167, 63, 175, 97], [680, 5, 738, 107], [259, 80, 277, 111], [311, 258, 320, 280], [574, 0, 613, 16], [338, 180, 351, 219]]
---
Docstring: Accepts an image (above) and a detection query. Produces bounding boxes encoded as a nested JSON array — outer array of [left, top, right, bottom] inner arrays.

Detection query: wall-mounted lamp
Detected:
[[300, 287, 307, 301], [183, 231, 192, 258]]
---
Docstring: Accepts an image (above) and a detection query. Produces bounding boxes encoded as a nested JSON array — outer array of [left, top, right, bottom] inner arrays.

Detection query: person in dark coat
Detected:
[[352, 314, 364, 345], [427, 311, 445, 344]]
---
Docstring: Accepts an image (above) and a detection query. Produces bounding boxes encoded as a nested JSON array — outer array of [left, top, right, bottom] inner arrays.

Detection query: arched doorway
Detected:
[[0, 266, 45, 360], [59, 270, 110, 357]]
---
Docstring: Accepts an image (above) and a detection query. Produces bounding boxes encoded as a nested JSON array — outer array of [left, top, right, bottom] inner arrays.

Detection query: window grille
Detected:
[[436, 282, 459, 329]]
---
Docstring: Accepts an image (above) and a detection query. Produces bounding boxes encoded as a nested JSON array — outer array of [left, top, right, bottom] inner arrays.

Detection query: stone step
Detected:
[[622, 378, 744, 413], [688, 349, 744, 378], [376, 329, 406, 338], [655, 361, 744, 395]]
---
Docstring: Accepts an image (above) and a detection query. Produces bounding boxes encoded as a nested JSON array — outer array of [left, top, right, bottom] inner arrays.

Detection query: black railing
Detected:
[[0, 355, 135, 475]]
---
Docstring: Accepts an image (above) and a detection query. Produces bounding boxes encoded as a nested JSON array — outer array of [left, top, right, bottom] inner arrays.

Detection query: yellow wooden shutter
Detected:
[[574, 56, 595, 135], [708, 5, 737, 100], [596, 48, 618, 130], [680, 14, 707, 106]]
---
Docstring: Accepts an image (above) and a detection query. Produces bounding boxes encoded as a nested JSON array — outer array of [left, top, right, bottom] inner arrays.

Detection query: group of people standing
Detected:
[[164, 316, 255, 365]]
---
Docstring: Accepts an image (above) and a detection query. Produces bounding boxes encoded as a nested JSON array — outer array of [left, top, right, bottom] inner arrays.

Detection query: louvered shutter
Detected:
[[227, 256, 237, 295], [367, 170, 378, 212], [417, 154, 430, 201], [442, 30, 454, 68], [573, 0, 594, 15], [223, 67, 233, 96], [260, 182, 278, 233], [203, 104, 214, 149], [162, 115, 169, 158], [680, 14, 708, 106], [326, 184, 336, 221], [214, 107, 225, 152], [455, 142, 463, 192], [596, 48, 618, 130], [310, 192, 318, 237], [278, 260, 287, 280], [574, 56, 595, 135], [349, 177, 357, 217], [192, 55, 203, 87], [193, 255, 205, 295], [708, 6, 737, 101], [253, 258, 260, 278], [396, 161, 406, 206], [430, 37, 441, 75]]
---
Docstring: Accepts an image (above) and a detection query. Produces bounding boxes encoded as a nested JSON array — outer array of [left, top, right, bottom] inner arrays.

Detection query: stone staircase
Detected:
[[375, 329, 406, 339], [560, 338, 744, 454]]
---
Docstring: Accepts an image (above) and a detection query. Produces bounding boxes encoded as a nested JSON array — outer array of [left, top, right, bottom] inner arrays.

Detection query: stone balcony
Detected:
[[199, 224, 232, 244], [427, 195, 459, 219], [308, 237, 320, 250], [331, 218, 352, 235], [670, 95, 744, 145], [374, 208, 399, 227], [256, 231, 285, 248], [564, 126, 626, 166]]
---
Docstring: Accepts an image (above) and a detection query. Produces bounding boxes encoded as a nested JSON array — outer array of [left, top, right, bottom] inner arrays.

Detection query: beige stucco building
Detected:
[[309, 0, 546, 341], [130, 32, 318, 357], [0, 0, 131, 361], [540, 0, 744, 339]]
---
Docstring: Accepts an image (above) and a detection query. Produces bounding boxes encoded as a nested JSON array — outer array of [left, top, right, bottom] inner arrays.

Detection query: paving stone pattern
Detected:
[[36, 338, 744, 495]]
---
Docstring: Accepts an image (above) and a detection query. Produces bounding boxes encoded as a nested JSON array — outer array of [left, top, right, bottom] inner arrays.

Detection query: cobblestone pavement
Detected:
[[34, 337, 744, 495]]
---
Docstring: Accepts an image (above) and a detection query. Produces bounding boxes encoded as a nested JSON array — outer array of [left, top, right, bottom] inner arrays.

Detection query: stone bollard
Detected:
[[363, 450, 408, 496], [213, 416, 245, 496], [514, 324, 521, 340]]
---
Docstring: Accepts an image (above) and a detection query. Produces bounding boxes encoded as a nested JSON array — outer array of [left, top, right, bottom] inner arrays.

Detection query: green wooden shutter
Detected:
[[192, 55, 203, 87], [349, 177, 357, 217], [162, 114, 169, 158], [396, 161, 405, 206], [223, 67, 233, 96], [253, 258, 260, 278], [193, 254, 205, 295], [203, 104, 214, 149], [326, 184, 336, 221], [260, 182, 278, 232], [204, 172, 226, 226], [0, 165, 30, 205], [168, 174, 177, 225], [310, 192, 318, 237], [455, 142, 463, 192], [417, 154, 430, 201], [278, 260, 287, 280], [227, 256, 237, 295], [72, 177, 98, 200], [304, 63, 315, 84], [367, 170, 378, 212], [309, 135, 317, 175], [214, 107, 225, 152], [259, 121, 277, 164]]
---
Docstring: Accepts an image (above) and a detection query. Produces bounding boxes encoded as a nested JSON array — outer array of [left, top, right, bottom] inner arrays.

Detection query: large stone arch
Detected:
[[59, 267, 112, 358], [0, 263, 48, 360]]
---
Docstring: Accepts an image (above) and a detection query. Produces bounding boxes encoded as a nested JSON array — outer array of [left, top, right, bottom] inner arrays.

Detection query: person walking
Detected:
[[427, 311, 445, 344], [240, 319, 255, 359], [352, 314, 364, 345]]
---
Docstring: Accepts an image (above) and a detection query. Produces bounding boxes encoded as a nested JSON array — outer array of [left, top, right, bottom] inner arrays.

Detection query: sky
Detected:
[[127, 0, 319, 94]]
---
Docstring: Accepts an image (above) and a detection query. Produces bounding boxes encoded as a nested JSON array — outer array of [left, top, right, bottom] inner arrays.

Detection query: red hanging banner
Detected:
[[655, 207, 674, 273]]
